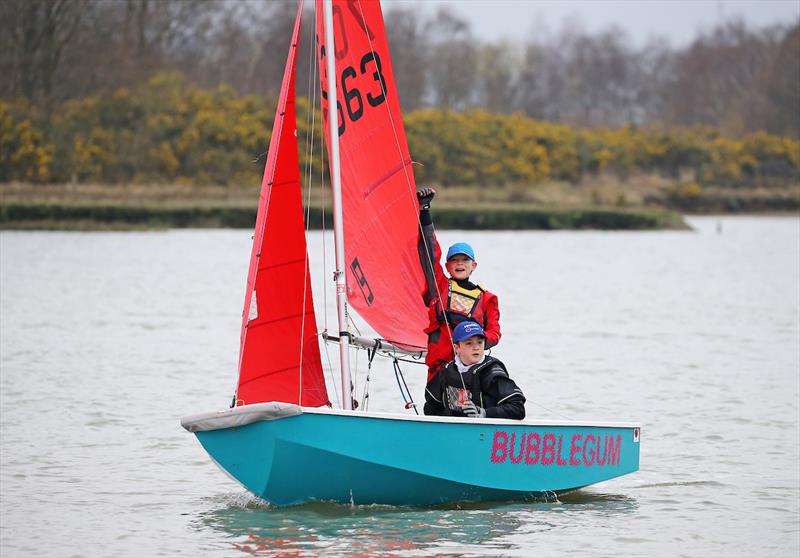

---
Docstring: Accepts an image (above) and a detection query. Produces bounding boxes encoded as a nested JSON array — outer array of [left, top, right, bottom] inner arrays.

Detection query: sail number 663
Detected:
[[320, 48, 387, 137]]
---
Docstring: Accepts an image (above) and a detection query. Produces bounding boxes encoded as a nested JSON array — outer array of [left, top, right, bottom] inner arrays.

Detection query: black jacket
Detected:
[[423, 356, 526, 420]]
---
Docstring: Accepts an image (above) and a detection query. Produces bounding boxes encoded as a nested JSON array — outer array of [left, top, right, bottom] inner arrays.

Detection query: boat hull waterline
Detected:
[[182, 403, 640, 506]]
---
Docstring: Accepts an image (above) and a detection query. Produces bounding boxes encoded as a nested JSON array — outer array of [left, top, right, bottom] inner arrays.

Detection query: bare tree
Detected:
[[665, 21, 781, 132], [1, 0, 796, 137], [426, 8, 476, 109], [755, 23, 800, 137], [477, 41, 518, 112], [515, 41, 567, 121], [384, 6, 429, 110], [0, 0, 85, 110]]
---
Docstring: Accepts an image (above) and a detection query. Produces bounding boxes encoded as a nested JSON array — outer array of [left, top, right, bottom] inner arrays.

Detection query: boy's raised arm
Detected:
[[417, 188, 444, 306]]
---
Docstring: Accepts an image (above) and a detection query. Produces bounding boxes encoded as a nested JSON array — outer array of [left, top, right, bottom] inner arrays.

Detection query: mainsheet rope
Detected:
[[393, 357, 419, 414]]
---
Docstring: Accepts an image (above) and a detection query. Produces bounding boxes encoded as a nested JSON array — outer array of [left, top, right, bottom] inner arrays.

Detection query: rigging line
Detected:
[[298, 1, 321, 406], [350, 340, 360, 408], [347, 313, 362, 337], [392, 357, 419, 415], [321, 139, 330, 333], [383, 355, 426, 365], [309, 5, 338, 409], [392, 360, 408, 405], [319, 334, 418, 358], [361, 341, 378, 411], [528, 399, 572, 421], [309, 5, 336, 406], [354, 0, 461, 387], [295, 1, 316, 405], [319, 331, 341, 407], [236, 11, 301, 390], [318, 54, 330, 335], [396, 359, 419, 415]]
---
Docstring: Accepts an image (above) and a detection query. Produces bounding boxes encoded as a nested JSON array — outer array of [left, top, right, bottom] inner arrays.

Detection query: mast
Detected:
[[322, 0, 353, 411]]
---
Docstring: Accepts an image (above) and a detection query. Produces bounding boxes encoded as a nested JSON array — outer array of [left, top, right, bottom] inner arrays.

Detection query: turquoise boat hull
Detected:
[[182, 403, 640, 506]]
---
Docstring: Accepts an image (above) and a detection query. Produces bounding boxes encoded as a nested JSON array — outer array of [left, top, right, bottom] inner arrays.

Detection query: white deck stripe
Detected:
[[182, 402, 641, 431]]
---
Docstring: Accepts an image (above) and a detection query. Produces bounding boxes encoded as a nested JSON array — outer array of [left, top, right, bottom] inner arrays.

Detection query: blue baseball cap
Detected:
[[452, 321, 485, 343], [446, 242, 475, 261]]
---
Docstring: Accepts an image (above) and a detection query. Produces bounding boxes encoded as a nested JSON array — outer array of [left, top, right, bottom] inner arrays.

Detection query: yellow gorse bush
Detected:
[[1, 72, 797, 188], [0, 100, 53, 183]]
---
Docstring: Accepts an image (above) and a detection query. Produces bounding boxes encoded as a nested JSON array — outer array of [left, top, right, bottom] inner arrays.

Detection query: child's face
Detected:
[[446, 255, 477, 281], [453, 335, 485, 365]]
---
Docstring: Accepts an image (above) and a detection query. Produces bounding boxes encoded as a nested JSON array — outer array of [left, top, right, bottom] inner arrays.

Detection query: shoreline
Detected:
[[1, 182, 797, 231], [0, 202, 689, 231]]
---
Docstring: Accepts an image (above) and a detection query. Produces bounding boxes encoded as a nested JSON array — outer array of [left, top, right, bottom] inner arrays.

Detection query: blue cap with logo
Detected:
[[452, 321, 485, 343], [446, 242, 475, 261]]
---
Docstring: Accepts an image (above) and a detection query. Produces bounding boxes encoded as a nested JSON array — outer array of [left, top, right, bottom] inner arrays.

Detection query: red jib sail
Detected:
[[236, 3, 329, 407], [315, 0, 428, 349]]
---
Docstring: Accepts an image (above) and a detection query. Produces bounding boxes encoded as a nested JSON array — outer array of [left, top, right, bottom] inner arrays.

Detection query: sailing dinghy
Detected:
[[181, 0, 640, 506]]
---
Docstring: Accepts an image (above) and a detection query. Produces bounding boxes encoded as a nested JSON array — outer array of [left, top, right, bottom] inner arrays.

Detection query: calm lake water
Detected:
[[1, 216, 798, 557]]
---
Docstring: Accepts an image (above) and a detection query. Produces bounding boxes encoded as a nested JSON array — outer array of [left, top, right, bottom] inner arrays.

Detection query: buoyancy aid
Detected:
[[441, 357, 509, 416], [437, 279, 487, 327]]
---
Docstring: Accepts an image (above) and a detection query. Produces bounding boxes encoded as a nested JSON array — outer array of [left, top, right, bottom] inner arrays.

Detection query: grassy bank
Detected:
[[9, 181, 798, 230], [0, 201, 686, 231]]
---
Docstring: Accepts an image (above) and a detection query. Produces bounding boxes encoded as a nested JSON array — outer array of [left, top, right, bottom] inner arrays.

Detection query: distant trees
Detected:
[[1, 0, 797, 137], [386, 6, 799, 137], [0, 0, 798, 190], [0, 0, 309, 111], [0, 0, 85, 112], [2, 77, 797, 188]]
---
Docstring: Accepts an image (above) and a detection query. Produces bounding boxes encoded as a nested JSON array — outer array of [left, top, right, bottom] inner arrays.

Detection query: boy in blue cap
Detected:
[[417, 188, 502, 382], [423, 321, 525, 419]]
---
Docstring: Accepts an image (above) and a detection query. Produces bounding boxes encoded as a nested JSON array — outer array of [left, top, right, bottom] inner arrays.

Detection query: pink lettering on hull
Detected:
[[541, 434, 556, 465], [509, 433, 525, 464], [488, 430, 626, 467], [491, 431, 508, 463], [570, 434, 582, 466], [582, 434, 596, 465], [556, 435, 567, 466], [525, 433, 540, 464]]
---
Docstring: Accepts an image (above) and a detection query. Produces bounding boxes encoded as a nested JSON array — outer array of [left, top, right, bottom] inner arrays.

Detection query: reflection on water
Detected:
[[196, 489, 638, 556]]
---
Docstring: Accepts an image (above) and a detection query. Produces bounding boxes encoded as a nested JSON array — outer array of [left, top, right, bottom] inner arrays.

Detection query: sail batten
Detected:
[[246, 312, 318, 329], [258, 258, 308, 272], [236, 2, 329, 408], [362, 158, 414, 198], [316, 0, 428, 349]]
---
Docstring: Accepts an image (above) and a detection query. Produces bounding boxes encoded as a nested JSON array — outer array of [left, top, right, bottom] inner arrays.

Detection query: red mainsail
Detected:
[[236, 3, 329, 407], [315, 0, 428, 349]]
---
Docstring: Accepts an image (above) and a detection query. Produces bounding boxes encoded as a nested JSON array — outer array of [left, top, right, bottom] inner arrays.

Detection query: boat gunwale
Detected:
[[181, 401, 641, 432], [303, 405, 641, 428]]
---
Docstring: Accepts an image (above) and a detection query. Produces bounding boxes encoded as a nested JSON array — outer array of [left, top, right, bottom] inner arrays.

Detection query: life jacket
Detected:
[[436, 279, 486, 327], [441, 357, 508, 416]]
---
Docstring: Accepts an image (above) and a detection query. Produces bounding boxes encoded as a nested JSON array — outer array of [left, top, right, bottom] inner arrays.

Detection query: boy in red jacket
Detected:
[[417, 188, 501, 381]]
